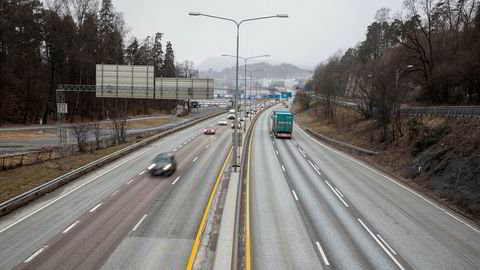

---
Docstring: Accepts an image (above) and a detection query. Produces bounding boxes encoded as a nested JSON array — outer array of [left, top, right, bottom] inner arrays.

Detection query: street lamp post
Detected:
[[249, 69, 266, 113], [222, 54, 269, 129], [189, 12, 287, 170]]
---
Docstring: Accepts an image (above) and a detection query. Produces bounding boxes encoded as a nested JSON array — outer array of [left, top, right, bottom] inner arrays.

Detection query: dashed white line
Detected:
[[132, 214, 148, 232], [206, 145, 210, 149], [272, 141, 275, 145], [179, 145, 183, 148], [315, 242, 330, 266], [281, 165, 285, 172], [358, 218, 405, 270], [172, 148, 177, 152], [62, 220, 80, 234], [139, 171, 145, 176], [308, 160, 322, 175], [377, 234, 397, 255], [0, 147, 152, 235], [172, 176, 180, 185], [298, 148, 307, 157], [111, 190, 119, 197], [292, 140, 297, 146], [292, 190, 299, 201], [193, 156, 198, 162], [275, 150, 279, 155], [325, 180, 349, 207], [89, 202, 103, 213], [24, 245, 48, 263], [183, 142, 187, 145], [314, 164, 320, 171], [297, 125, 480, 234], [126, 178, 134, 185], [335, 188, 344, 198]]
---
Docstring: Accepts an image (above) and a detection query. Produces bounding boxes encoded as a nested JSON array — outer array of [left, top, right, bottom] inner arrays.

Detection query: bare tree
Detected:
[[71, 122, 92, 152]]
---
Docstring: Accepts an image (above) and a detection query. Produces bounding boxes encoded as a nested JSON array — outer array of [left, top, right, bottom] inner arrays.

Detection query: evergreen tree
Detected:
[[162, 41, 176, 77], [125, 38, 139, 65], [153, 32, 164, 77]]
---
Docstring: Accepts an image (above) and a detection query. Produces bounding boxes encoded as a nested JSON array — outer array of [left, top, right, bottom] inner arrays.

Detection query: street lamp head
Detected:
[[277, 14, 289, 18], [189, 12, 201, 16], [406, 65, 414, 68]]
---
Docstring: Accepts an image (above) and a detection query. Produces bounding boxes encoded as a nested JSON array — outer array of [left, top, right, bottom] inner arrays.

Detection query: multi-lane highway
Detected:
[[251, 105, 480, 270], [0, 114, 231, 270]]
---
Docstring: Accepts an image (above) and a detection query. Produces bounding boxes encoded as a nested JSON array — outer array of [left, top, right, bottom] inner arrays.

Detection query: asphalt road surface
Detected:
[[251, 106, 480, 270], [0, 113, 231, 270]]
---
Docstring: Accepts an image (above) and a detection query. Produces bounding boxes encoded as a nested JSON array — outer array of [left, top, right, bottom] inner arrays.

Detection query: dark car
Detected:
[[149, 153, 177, 176], [204, 126, 216, 135]]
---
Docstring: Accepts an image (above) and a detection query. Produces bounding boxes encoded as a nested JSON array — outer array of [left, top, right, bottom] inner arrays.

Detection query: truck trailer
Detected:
[[271, 111, 294, 139]]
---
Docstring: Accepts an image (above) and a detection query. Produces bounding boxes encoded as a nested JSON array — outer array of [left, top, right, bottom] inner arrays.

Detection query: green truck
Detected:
[[271, 110, 294, 139]]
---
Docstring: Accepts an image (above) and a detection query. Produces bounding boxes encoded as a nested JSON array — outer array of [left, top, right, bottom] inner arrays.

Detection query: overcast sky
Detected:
[[114, 0, 403, 70]]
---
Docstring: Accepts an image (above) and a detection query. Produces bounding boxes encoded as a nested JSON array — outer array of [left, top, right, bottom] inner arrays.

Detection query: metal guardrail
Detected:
[[305, 128, 379, 155], [307, 93, 480, 118], [0, 110, 227, 217]]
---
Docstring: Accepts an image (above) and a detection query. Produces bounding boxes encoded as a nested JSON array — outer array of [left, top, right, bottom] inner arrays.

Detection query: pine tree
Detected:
[[153, 32, 164, 77], [98, 0, 116, 63], [162, 41, 176, 77], [125, 38, 139, 64]]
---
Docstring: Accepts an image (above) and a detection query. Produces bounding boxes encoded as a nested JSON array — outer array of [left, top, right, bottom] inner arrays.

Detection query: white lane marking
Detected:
[[24, 245, 48, 263], [179, 145, 183, 148], [358, 219, 405, 270], [139, 171, 145, 176], [281, 165, 285, 172], [292, 190, 299, 201], [0, 147, 152, 235], [206, 145, 210, 149], [193, 156, 198, 162], [292, 140, 297, 146], [314, 164, 320, 171], [325, 181, 349, 207], [272, 141, 275, 145], [308, 160, 322, 175], [377, 234, 397, 255], [172, 177, 180, 185], [62, 220, 80, 233], [183, 142, 187, 145], [126, 178, 134, 185], [132, 214, 148, 232], [276, 150, 279, 155], [335, 188, 344, 198], [111, 190, 119, 197], [89, 203, 103, 213], [315, 242, 330, 266], [172, 148, 177, 152], [296, 125, 480, 234]]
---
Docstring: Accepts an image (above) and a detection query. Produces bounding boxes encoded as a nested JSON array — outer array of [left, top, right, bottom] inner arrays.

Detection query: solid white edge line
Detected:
[[296, 125, 480, 234], [111, 190, 119, 197], [132, 214, 148, 232], [335, 187, 344, 198], [89, 203, 103, 213], [126, 178, 134, 185], [62, 220, 80, 234], [325, 181, 349, 207], [292, 190, 299, 201], [23, 245, 48, 263], [172, 177, 180, 185], [139, 171, 145, 175], [193, 156, 198, 162], [358, 218, 405, 270], [0, 147, 152, 235], [377, 234, 397, 255], [315, 241, 330, 266], [281, 165, 285, 172], [307, 160, 322, 175]]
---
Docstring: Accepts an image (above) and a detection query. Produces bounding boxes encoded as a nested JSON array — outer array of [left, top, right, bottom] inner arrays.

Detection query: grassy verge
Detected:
[[0, 143, 132, 204]]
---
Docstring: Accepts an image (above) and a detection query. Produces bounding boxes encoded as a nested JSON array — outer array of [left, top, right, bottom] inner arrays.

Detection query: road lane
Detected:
[[292, 124, 480, 269], [251, 107, 323, 270], [0, 114, 227, 270]]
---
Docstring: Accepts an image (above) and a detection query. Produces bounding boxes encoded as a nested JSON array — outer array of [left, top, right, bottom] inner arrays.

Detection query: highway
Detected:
[[251, 106, 480, 270], [0, 113, 231, 270]]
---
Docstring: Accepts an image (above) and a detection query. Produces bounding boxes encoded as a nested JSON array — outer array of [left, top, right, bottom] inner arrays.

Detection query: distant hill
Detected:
[[199, 61, 312, 80]]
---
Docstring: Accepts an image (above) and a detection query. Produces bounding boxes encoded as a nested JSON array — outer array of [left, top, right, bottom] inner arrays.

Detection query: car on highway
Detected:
[[239, 117, 245, 122], [218, 118, 228, 125], [203, 126, 216, 135], [231, 122, 242, 129], [149, 153, 177, 176], [227, 113, 235, 119]]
